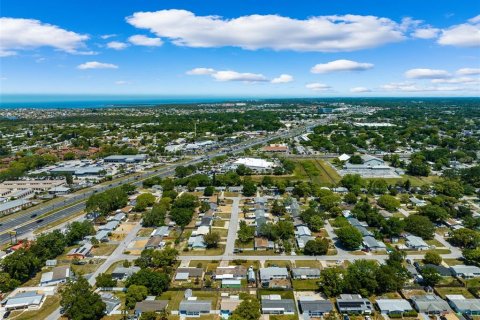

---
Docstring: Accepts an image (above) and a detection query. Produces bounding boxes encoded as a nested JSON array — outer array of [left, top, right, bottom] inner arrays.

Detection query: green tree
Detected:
[[96, 273, 117, 288], [318, 267, 345, 297], [142, 203, 167, 227], [404, 215, 435, 239], [204, 232, 221, 248], [449, 228, 480, 248], [66, 220, 95, 245], [238, 221, 255, 243], [463, 248, 480, 265], [424, 252, 442, 265], [135, 193, 156, 211], [0, 272, 20, 292], [230, 296, 261, 320], [344, 192, 358, 205], [419, 205, 449, 223], [242, 179, 257, 197], [126, 269, 170, 295], [344, 260, 379, 296], [336, 225, 363, 250], [60, 277, 106, 320], [126, 285, 148, 309], [377, 195, 400, 212], [304, 238, 329, 255], [203, 186, 215, 196], [420, 267, 442, 287], [376, 264, 408, 293]]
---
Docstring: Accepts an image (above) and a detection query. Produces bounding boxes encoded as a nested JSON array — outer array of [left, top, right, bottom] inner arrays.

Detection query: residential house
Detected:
[[420, 264, 452, 277], [151, 226, 170, 238], [179, 299, 212, 317], [100, 292, 121, 315], [3, 291, 45, 311], [214, 266, 247, 280], [188, 235, 207, 249], [363, 236, 387, 252], [451, 265, 480, 279], [259, 267, 289, 288], [298, 299, 333, 317], [94, 230, 110, 242], [405, 235, 430, 251], [111, 266, 141, 281], [254, 237, 274, 251], [261, 295, 296, 315], [67, 242, 92, 259], [221, 279, 241, 288], [410, 295, 450, 315], [175, 268, 204, 281], [376, 299, 414, 315], [220, 297, 242, 319], [291, 268, 321, 280], [40, 266, 71, 286], [446, 295, 480, 316], [145, 235, 164, 249], [134, 299, 168, 318], [99, 220, 119, 232], [337, 294, 374, 314]]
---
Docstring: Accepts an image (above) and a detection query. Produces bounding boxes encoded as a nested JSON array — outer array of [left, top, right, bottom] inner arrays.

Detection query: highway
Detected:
[[0, 120, 326, 245]]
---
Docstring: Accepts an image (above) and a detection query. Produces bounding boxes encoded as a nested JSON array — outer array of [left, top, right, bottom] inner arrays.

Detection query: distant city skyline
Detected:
[[1, 0, 479, 97]]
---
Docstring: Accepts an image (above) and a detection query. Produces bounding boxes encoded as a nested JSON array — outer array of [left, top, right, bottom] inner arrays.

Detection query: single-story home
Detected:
[[291, 268, 321, 280], [179, 299, 212, 317], [3, 291, 45, 311], [446, 295, 480, 316], [215, 266, 247, 280], [67, 243, 93, 259], [405, 235, 430, 251], [254, 237, 274, 251], [376, 299, 414, 315], [450, 265, 480, 279], [221, 279, 241, 288], [175, 268, 204, 281], [261, 295, 296, 315], [151, 226, 170, 237], [145, 235, 164, 249], [40, 266, 71, 286], [134, 299, 168, 317], [410, 295, 450, 314], [259, 267, 289, 287], [298, 299, 333, 317], [337, 294, 374, 314], [111, 266, 141, 280]]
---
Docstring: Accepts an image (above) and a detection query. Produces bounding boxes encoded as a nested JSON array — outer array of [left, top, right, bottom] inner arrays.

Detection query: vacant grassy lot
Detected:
[[292, 279, 320, 290]]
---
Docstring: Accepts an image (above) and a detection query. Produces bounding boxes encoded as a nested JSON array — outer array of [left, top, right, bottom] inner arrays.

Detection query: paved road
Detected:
[[45, 222, 143, 320], [223, 197, 240, 256], [1, 120, 327, 245]]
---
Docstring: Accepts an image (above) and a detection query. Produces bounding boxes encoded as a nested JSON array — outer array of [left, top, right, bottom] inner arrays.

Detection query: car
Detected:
[[30, 213, 37, 218], [343, 315, 350, 320], [36, 219, 44, 223]]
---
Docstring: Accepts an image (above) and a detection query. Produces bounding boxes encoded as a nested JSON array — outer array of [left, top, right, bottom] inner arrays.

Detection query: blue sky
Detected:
[[1, 0, 479, 97]]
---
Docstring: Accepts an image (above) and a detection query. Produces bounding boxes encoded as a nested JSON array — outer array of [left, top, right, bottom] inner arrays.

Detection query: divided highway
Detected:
[[0, 120, 328, 244]]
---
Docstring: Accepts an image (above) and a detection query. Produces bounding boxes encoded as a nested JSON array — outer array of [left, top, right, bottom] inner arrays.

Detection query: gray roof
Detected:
[[262, 298, 296, 313], [5, 292, 44, 309], [376, 299, 414, 313], [448, 298, 480, 312], [135, 300, 168, 313], [176, 268, 203, 278], [337, 294, 373, 312], [291, 268, 321, 278], [363, 236, 386, 249], [112, 266, 140, 278], [179, 300, 211, 312], [411, 295, 450, 312], [451, 265, 480, 276], [260, 267, 289, 280], [0, 199, 31, 212], [299, 299, 333, 314], [406, 235, 429, 248]]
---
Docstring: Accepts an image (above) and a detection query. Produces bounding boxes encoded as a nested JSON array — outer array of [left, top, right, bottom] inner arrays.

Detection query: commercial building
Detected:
[[230, 157, 276, 172], [103, 154, 147, 163], [0, 199, 32, 216]]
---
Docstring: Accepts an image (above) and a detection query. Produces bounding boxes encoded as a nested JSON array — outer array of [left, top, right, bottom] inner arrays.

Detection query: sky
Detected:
[[0, 0, 480, 97]]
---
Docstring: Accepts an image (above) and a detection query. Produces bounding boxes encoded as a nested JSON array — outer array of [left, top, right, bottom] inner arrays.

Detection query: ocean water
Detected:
[[0, 94, 249, 109]]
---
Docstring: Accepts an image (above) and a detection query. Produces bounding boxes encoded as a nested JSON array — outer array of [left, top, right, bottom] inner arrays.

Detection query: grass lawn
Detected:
[[436, 287, 474, 298], [236, 249, 276, 256], [213, 220, 226, 227], [235, 239, 254, 249], [425, 239, 444, 247], [11, 295, 60, 320], [216, 212, 231, 219], [211, 228, 228, 238], [181, 245, 225, 256], [270, 316, 298, 320], [266, 260, 291, 268], [466, 278, 480, 288], [258, 289, 294, 299], [72, 259, 106, 275], [443, 259, 463, 266], [189, 260, 221, 272], [230, 259, 261, 270], [292, 279, 320, 290], [92, 243, 118, 256], [137, 227, 154, 237], [294, 260, 321, 268]]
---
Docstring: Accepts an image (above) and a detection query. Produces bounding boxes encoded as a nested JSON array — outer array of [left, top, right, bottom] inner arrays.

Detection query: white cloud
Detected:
[[457, 68, 480, 76], [306, 83, 332, 91], [271, 74, 293, 84], [100, 34, 116, 39], [115, 80, 130, 85], [0, 17, 89, 57], [128, 35, 163, 47], [381, 81, 464, 92], [186, 68, 216, 75], [438, 15, 480, 47], [350, 87, 371, 93], [412, 27, 440, 39], [311, 59, 374, 73], [405, 68, 451, 79], [186, 67, 268, 82], [107, 41, 129, 50], [431, 77, 479, 84], [126, 10, 407, 52], [77, 61, 118, 70]]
